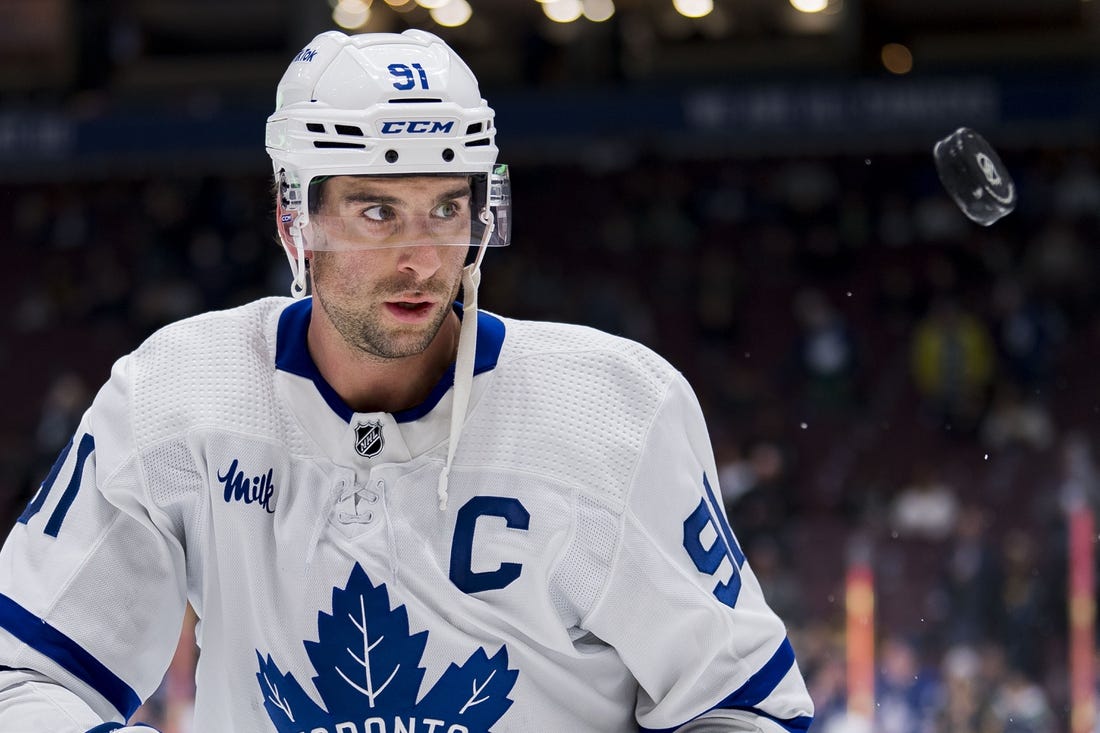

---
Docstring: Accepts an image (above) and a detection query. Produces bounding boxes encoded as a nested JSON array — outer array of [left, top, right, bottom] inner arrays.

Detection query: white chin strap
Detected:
[[286, 222, 309, 299], [436, 213, 493, 510]]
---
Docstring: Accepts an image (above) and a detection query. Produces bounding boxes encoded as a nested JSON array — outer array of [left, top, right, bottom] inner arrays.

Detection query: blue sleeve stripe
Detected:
[[85, 725, 162, 733], [725, 708, 813, 732], [722, 636, 797, 708], [640, 638, 813, 733], [0, 594, 141, 719], [641, 710, 812, 733]]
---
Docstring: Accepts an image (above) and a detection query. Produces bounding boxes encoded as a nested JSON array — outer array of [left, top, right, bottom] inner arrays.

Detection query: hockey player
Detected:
[[0, 30, 814, 732]]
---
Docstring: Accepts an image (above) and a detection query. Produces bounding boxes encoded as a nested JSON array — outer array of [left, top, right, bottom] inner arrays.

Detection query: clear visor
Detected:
[[296, 166, 510, 251]]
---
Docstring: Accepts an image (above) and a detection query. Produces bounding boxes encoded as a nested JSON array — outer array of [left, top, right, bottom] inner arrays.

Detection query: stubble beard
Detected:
[[312, 258, 461, 360]]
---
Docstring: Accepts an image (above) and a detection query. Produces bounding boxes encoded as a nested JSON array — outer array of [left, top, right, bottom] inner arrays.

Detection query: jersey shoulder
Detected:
[[123, 296, 294, 447], [467, 316, 682, 507], [496, 316, 678, 389]]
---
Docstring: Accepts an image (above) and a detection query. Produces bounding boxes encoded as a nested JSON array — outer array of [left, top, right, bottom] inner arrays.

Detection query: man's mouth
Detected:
[[384, 299, 436, 320]]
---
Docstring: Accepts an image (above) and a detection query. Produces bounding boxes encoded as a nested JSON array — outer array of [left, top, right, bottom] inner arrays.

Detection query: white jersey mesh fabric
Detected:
[[459, 317, 674, 506]]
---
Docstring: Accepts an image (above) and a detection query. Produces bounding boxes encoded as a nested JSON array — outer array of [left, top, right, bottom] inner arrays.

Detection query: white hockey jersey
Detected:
[[0, 297, 813, 732]]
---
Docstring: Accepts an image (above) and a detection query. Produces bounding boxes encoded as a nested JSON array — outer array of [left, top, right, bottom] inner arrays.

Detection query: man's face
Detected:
[[307, 175, 472, 360]]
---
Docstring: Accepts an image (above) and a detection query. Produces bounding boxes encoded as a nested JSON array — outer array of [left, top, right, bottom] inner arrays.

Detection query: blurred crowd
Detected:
[[1, 143, 1099, 732]]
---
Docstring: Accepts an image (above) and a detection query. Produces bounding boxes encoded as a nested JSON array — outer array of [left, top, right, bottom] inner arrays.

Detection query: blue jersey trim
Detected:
[[394, 306, 505, 423], [0, 594, 141, 720], [275, 298, 353, 422], [640, 638, 812, 733], [275, 298, 504, 424], [85, 725, 161, 733], [723, 636, 797, 708]]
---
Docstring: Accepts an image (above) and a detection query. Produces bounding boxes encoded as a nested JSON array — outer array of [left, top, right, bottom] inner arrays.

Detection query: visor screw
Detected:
[[385, 149, 399, 163], [442, 148, 455, 162]]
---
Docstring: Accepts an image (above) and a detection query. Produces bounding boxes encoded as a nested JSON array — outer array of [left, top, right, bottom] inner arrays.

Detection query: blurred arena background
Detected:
[[1, 1, 1099, 731]]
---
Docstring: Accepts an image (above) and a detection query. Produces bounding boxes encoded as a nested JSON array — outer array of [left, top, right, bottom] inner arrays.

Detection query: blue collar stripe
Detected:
[[275, 298, 355, 422], [639, 638, 811, 733], [393, 306, 505, 423], [275, 298, 504, 424], [0, 593, 141, 719]]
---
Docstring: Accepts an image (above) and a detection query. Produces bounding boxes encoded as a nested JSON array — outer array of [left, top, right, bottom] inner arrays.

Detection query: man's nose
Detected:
[[396, 242, 444, 279]]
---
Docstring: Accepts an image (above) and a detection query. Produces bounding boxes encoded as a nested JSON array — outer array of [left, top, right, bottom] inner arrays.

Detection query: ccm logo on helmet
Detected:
[[380, 120, 456, 135]]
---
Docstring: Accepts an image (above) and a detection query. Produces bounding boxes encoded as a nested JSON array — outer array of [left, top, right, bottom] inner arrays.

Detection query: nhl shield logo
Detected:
[[354, 420, 385, 458]]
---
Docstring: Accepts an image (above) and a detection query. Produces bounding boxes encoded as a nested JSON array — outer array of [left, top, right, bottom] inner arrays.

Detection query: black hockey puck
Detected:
[[933, 127, 1016, 226]]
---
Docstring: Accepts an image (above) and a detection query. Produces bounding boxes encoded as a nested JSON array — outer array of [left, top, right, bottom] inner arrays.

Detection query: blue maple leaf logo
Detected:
[[256, 564, 519, 732]]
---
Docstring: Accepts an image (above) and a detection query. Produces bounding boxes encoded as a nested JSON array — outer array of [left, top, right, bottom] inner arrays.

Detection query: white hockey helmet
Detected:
[[266, 29, 510, 296]]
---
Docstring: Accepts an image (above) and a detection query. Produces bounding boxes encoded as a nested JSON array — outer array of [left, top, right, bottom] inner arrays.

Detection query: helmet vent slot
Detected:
[[389, 98, 443, 103], [465, 138, 491, 148], [306, 123, 325, 133], [465, 123, 483, 135], [335, 124, 364, 136], [314, 141, 366, 149]]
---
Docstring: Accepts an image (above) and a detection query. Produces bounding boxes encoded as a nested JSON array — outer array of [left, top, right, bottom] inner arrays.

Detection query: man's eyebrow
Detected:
[[438, 185, 472, 202], [340, 191, 401, 205], [338, 186, 472, 205]]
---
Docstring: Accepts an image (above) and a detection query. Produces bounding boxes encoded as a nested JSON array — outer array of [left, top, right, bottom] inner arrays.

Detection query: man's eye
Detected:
[[433, 202, 459, 218], [361, 205, 394, 222]]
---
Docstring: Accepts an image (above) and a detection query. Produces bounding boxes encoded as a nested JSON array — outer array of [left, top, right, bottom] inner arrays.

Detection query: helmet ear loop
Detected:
[[290, 226, 308, 299], [290, 224, 308, 301], [467, 207, 494, 275], [276, 168, 310, 298], [285, 218, 309, 299]]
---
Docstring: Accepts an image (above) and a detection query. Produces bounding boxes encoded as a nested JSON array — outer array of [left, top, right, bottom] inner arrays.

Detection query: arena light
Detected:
[[881, 42, 913, 74], [672, 0, 713, 19], [416, 0, 450, 9], [542, 0, 583, 22], [583, 0, 615, 22], [431, 0, 472, 26], [333, 0, 371, 29], [790, 0, 828, 12]]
